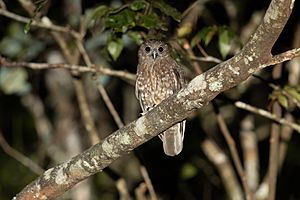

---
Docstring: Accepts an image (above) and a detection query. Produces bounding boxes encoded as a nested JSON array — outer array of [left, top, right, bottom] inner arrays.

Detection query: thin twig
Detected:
[[0, 8, 80, 38], [196, 43, 209, 57], [256, 103, 295, 199], [202, 139, 243, 200], [183, 39, 203, 74], [38, 9, 100, 148], [258, 48, 300, 70], [21, 94, 52, 145], [140, 166, 158, 200], [0, 131, 44, 175], [0, 55, 136, 81], [252, 74, 300, 109], [190, 55, 222, 64], [235, 101, 300, 133], [135, 183, 147, 200], [116, 178, 132, 200], [268, 102, 281, 200], [0, 0, 6, 9], [287, 24, 300, 86], [97, 83, 125, 128], [73, 79, 100, 144], [75, 20, 132, 198], [75, 38, 125, 129], [216, 113, 254, 200], [240, 115, 259, 191], [49, 31, 100, 146]]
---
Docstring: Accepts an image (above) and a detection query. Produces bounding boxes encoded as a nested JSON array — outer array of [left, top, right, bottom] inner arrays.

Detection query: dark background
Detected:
[[0, 0, 299, 199]]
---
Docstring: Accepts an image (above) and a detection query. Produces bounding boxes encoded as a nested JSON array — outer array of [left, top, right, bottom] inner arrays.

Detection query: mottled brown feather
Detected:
[[135, 40, 186, 156]]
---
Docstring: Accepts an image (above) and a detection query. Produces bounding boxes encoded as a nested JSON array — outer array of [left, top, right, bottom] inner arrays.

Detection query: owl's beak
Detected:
[[152, 51, 158, 59]]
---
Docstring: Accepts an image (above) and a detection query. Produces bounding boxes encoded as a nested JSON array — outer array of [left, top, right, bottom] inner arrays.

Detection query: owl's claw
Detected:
[[140, 111, 147, 116], [140, 105, 156, 116]]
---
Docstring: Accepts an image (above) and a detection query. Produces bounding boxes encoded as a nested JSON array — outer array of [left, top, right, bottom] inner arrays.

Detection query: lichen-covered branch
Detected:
[[13, 0, 297, 199]]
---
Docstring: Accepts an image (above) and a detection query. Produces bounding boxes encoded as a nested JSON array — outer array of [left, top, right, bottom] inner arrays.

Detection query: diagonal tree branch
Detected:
[[13, 0, 298, 199]]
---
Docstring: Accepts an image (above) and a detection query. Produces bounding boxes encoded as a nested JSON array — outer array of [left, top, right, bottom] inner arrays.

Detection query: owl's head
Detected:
[[138, 40, 169, 60]]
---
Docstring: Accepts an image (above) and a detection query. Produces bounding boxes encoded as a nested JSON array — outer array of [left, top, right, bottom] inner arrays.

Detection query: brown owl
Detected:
[[135, 40, 186, 156]]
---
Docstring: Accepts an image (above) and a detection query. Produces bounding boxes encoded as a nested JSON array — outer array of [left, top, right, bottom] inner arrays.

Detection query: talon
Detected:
[[140, 111, 147, 116]]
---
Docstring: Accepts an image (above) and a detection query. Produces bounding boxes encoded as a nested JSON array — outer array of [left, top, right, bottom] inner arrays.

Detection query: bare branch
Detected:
[[0, 0, 6, 9], [190, 55, 222, 64], [240, 115, 259, 191], [202, 139, 243, 200], [0, 8, 80, 38], [268, 102, 281, 200], [140, 166, 158, 200], [235, 101, 300, 133], [216, 112, 254, 200], [183, 39, 203, 74], [256, 114, 294, 199], [116, 179, 132, 200], [267, 48, 300, 66], [73, 79, 100, 144], [0, 55, 136, 81], [0, 131, 44, 175], [135, 183, 147, 200], [97, 83, 125, 128]]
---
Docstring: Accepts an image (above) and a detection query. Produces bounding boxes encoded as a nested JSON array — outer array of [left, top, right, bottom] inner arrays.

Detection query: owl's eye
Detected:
[[145, 46, 151, 52], [158, 47, 164, 52]]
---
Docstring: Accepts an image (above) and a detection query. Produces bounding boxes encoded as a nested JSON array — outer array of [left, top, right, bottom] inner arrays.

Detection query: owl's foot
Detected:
[[140, 111, 147, 116], [140, 104, 156, 115]]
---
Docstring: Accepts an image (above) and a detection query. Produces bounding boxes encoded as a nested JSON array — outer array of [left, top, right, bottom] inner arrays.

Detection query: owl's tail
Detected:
[[159, 121, 186, 156]]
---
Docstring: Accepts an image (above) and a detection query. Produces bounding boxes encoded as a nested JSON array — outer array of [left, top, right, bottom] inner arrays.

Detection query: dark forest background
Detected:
[[0, 0, 299, 199]]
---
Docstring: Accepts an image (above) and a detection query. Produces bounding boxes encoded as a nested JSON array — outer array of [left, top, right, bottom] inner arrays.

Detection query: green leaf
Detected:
[[92, 5, 109, 18], [191, 32, 202, 47], [152, 0, 181, 22], [285, 87, 300, 102], [195, 26, 218, 46], [0, 67, 31, 95], [127, 31, 143, 44], [107, 38, 124, 61], [177, 22, 193, 38], [218, 28, 234, 59], [24, 0, 48, 34], [130, 0, 147, 11], [105, 9, 136, 32], [180, 163, 197, 180], [138, 13, 168, 31], [278, 94, 288, 109], [85, 5, 109, 27]]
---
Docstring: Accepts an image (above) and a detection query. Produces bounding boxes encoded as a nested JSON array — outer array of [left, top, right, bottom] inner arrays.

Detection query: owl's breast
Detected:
[[136, 58, 182, 110]]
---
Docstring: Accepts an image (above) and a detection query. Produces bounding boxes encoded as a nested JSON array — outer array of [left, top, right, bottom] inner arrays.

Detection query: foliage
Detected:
[[84, 0, 181, 60]]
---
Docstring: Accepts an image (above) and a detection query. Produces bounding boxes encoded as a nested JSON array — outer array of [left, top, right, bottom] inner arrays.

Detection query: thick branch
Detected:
[[13, 0, 297, 199]]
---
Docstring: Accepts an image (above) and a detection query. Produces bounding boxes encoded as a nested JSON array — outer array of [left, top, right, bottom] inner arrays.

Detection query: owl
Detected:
[[135, 40, 186, 156]]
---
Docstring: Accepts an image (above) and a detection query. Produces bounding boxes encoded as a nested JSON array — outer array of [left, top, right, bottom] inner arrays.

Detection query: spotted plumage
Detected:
[[135, 40, 186, 156]]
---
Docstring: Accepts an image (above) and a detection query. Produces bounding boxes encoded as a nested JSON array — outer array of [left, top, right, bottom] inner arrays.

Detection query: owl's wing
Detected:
[[135, 68, 148, 114], [162, 58, 186, 97], [157, 58, 186, 156], [135, 87, 147, 114], [173, 63, 186, 90]]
